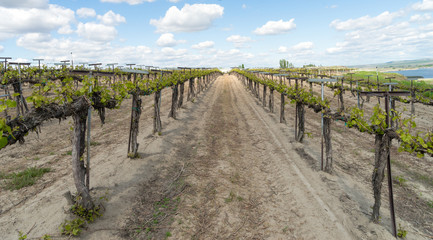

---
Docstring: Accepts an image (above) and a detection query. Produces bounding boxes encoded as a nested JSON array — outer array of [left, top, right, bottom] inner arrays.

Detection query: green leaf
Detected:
[[0, 137, 7, 149]]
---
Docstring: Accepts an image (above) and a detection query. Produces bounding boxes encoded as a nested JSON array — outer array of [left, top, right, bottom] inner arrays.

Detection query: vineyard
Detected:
[[0, 64, 432, 239]]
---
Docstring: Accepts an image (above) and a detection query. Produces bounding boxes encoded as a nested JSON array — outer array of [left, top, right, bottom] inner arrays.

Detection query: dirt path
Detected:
[[155, 75, 394, 239]]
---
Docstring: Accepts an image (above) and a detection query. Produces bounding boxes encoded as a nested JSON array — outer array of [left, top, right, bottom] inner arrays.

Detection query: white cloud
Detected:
[[253, 19, 296, 35], [76, 8, 96, 18], [169, 0, 180, 2], [325, 9, 433, 65], [226, 35, 252, 48], [413, 0, 433, 11], [0, 45, 3, 52], [156, 33, 185, 47], [57, 25, 73, 34], [76, 22, 117, 42], [278, 46, 288, 53], [150, 4, 224, 32], [242, 4, 247, 9], [0, 4, 75, 39], [330, 11, 404, 31], [16, 33, 153, 64], [100, 0, 155, 5], [0, 0, 48, 9], [410, 13, 432, 22], [278, 42, 313, 54], [292, 41, 314, 51], [326, 42, 349, 54], [192, 41, 214, 49], [97, 10, 126, 25]]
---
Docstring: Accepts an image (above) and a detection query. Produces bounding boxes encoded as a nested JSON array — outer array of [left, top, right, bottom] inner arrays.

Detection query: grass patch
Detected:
[[1, 167, 51, 190], [89, 141, 101, 146]]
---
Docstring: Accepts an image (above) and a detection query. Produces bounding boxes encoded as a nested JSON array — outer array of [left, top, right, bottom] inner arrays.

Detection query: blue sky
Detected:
[[1, 0, 433, 68]]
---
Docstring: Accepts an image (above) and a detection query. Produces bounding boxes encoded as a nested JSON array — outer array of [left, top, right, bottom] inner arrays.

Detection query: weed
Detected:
[[66, 150, 72, 156], [128, 152, 140, 159], [49, 152, 55, 155], [89, 141, 101, 146], [59, 218, 85, 237], [18, 231, 27, 240], [394, 175, 407, 186], [71, 204, 102, 223], [2, 167, 51, 190], [282, 226, 289, 233], [165, 231, 172, 238], [237, 196, 243, 201], [225, 191, 235, 203], [34, 157, 40, 161], [427, 200, 433, 208], [41, 234, 52, 240], [397, 224, 407, 238], [158, 131, 162, 136]]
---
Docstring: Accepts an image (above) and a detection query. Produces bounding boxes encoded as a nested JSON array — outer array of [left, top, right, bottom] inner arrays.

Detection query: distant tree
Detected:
[[279, 59, 294, 68], [303, 63, 316, 68], [238, 64, 245, 69]]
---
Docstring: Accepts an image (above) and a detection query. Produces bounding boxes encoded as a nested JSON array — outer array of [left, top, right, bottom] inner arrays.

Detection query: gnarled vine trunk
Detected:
[[72, 110, 94, 210], [128, 92, 141, 158], [323, 117, 333, 173], [280, 93, 286, 124], [371, 133, 391, 222], [153, 89, 162, 134], [168, 83, 179, 119], [263, 85, 267, 107], [178, 82, 184, 108], [187, 78, 195, 101], [269, 88, 274, 113], [295, 102, 305, 142], [12, 82, 29, 116], [197, 78, 201, 94], [339, 88, 345, 112]]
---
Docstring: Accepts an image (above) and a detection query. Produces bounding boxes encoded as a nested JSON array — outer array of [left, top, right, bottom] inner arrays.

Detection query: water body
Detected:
[[388, 68, 433, 78]]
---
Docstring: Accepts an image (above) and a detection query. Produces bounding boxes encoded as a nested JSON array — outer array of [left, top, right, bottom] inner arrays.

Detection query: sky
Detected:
[[0, 0, 433, 69]]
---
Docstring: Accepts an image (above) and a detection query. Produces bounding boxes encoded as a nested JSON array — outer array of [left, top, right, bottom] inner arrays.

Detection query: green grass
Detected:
[[1, 167, 51, 190], [350, 71, 433, 98]]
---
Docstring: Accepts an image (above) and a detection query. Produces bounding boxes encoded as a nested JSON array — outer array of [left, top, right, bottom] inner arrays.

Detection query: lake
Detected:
[[388, 67, 433, 78]]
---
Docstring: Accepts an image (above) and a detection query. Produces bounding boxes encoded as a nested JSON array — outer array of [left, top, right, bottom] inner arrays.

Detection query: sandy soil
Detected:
[[0, 74, 431, 239]]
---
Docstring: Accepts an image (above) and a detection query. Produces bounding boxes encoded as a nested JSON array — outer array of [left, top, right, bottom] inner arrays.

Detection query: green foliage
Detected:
[[70, 204, 102, 223], [397, 224, 407, 238], [18, 231, 27, 240], [41, 234, 52, 240], [1, 167, 50, 190], [0, 67, 221, 150], [394, 175, 407, 186], [59, 218, 85, 237], [231, 68, 433, 158]]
